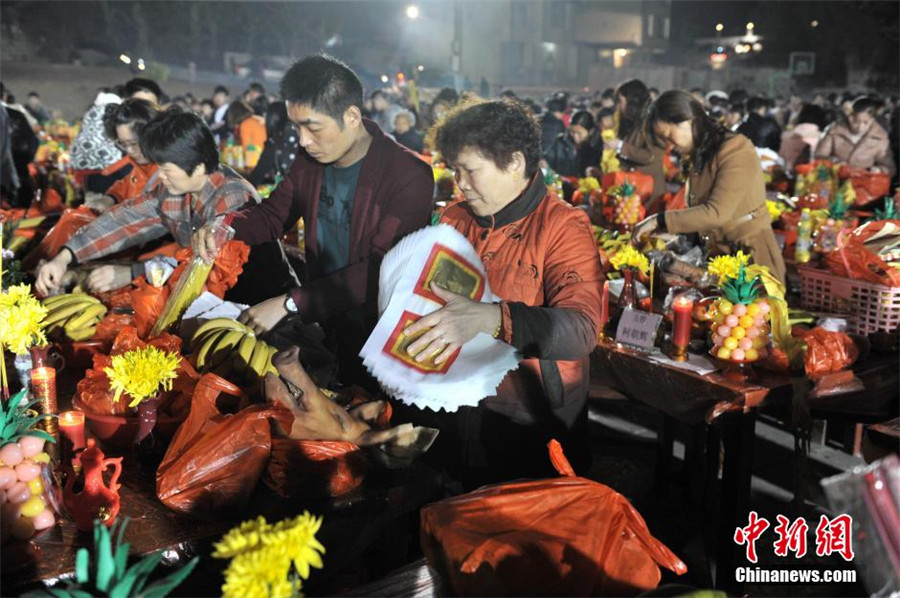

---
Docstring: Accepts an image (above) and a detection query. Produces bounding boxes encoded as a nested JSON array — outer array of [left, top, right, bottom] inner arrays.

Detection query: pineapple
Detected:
[[815, 184, 853, 253], [708, 264, 771, 363], [0, 389, 57, 542], [609, 178, 644, 232]]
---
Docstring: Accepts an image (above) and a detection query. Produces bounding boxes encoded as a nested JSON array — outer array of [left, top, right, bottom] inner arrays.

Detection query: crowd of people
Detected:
[[2, 56, 898, 486]]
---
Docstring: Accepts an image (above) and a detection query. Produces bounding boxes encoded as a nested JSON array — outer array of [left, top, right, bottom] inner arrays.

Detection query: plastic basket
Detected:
[[798, 265, 900, 336]]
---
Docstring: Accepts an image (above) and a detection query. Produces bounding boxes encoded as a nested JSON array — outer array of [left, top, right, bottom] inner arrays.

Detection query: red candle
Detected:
[[60, 410, 86, 455], [31, 367, 58, 439], [672, 295, 694, 349], [600, 280, 609, 329]]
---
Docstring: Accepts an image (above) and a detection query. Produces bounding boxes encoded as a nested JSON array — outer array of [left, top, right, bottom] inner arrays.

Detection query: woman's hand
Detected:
[[403, 282, 501, 365], [35, 251, 73, 296], [86, 265, 132, 293], [239, 294, 289, 335], [632, 215, 660, 245]]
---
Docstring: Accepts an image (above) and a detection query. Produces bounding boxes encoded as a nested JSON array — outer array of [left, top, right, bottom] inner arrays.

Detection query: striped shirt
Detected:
[[65, 166, 257, 263]]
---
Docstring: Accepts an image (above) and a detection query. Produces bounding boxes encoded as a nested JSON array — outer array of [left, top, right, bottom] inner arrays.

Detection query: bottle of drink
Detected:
[[795, 208, 812, 263]]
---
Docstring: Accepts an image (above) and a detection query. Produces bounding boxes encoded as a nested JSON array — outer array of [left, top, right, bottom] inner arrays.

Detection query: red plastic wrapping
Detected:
[[420, 441, 687, 597], [601, 171, 654, 200], [168, 240, 251, 299], [75, 326, 188, 416], [824, 225, 900, 286], [131, 277, 170, 339], [802, 327, 860, 376], [264, 438, 368, 498], [21, 206, 97, 270], [156, 375, 292, 515], [838, 166, 892, 206], [94, 313, 136, 342]]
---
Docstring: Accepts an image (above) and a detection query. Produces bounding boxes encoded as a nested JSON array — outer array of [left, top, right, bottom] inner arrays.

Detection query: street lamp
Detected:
[[715, 23, 724, 32], [811, 20, 819, 28], [406, 4, 419, 19], [746, 22, 755, 31]]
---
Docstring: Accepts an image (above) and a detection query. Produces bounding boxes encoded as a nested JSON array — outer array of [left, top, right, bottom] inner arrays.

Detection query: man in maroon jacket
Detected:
[[196, 54, 433, 386]]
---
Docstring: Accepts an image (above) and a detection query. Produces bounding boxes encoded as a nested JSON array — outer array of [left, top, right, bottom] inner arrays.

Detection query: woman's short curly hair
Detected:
[[428, 98, 541, 177]]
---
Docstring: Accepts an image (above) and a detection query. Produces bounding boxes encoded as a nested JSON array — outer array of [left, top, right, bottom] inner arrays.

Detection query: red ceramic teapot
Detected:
[[63, 439, 122, 531]]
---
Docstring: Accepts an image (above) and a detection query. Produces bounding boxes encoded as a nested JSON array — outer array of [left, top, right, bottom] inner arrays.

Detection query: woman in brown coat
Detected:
[[632, 90, 786, 283]]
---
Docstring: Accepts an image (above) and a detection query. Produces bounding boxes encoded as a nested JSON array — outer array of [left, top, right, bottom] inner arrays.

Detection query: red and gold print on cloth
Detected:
[[414, 244, 485, 305], [383, 310, 460, 374]]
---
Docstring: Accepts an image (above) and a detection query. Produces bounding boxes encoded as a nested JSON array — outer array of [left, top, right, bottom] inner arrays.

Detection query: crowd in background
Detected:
[[2, 71, 899, 210]]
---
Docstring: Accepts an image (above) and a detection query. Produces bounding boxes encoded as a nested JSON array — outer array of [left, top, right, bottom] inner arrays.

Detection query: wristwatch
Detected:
[[284, 293, 298, 314]]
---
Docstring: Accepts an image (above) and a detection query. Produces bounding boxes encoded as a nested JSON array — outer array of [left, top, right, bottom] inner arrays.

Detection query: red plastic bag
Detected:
[[824, 226, 900, 286], [94, 313, 136, 342], [156, 375, 292, 515], [838, 166, 892, 206], [802, 327, 860, 376], [601, 171, 654, 201], [132, 276, 170, 339], [21, 206, 97, 270], [420, 441, 687, 597], [264, 439, 368, 498]]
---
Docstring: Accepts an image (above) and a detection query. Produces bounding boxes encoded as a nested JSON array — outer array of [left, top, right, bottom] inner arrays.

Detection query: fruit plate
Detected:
[[73, 395, 185, 449]]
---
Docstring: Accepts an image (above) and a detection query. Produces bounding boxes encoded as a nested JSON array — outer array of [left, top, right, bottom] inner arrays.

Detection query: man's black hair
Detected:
[[102, 98, 160, 141], [139, 107, 218, 175], [124, 78, 162, 101], [214, 85, 229, 96], [600, 87, 615, 99], [852, 96, 881, 116], [597, 107, 616, 121], [546, 96, 566, 114], [370, 89, 387, 100], [280, 53, 363, 125], [747, 96, 770, 113], [28, 91, 40, 98], [247, 82, 265, 95]]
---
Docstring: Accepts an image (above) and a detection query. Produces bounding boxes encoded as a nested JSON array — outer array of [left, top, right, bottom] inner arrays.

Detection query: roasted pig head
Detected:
[[265, 347, 438, 461]]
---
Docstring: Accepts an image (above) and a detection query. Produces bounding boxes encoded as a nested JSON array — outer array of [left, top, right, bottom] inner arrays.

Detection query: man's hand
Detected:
[[191, 222, 221, 264], [239, 294, 290, 335], [35, 251, 73, 296], [85, 265, 132, 293], [632, 215, 660, 245], [402, 282, 501, 365]]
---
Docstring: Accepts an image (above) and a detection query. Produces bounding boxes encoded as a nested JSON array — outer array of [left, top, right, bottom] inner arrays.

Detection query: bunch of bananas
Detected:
[[41, 293, 107, 341], [593, 227, 629, 254], [190, 318, 277, 381]]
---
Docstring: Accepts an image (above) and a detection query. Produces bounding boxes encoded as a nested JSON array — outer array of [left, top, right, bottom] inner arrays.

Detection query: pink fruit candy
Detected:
[[0, 466, 16, 490], [14, 460, 40, 483], [18, 436, 44, 459], [6, 482, 30, 504], [717, 325, 731, 338], [32, 508, 55, 531], [725, 315, 739, 327], [754, 315, 766, 327], [747, 326, 761, 339], [0, 491, 6, 505], [712, 334, 722, 346], [758, 302, 770, 315], [733, 303, 748, 316], [731, 348, 746, 361], [739, 338, 753, 350], [0, 443, 24, 467]]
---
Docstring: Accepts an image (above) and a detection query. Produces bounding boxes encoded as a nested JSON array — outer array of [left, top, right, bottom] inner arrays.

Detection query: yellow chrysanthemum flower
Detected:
[[707, 251, 750, 282], [103, 346, 180, 408], [215, 512, 325, 598], [609, 245, 649, 275], [0, 284, 48, 355]]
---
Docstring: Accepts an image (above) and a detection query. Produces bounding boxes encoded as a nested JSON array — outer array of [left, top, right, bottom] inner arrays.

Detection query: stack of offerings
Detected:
[[360, 225, 519, 413]]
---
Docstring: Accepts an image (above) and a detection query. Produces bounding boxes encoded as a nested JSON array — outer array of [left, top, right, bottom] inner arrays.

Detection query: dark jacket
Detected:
[[230, 119, 434, 382], [442, 174, 604, 429], [540, 112, 566, 151], [542, 133, 582, 177], [394, 128, 425, 154], [737, 113, 782, 153]]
